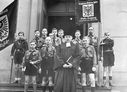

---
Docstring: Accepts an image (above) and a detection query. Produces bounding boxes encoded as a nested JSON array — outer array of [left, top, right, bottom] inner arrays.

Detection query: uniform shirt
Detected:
[[88, 35, 98, 47], [100, 38, 114, 52], [57, 37, 65, 45], [11, 38, 28, 56], [52, 36, 61, 47], [72, 38, 82, 51], [33, 36, 46, 50], [80, 45, 97, 66], [40, 45, 56, 58], [23, 49, 42, 67], [72, 38, 82, 45]]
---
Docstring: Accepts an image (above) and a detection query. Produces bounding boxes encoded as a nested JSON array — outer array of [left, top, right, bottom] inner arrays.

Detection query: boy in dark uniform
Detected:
[[57, 29, 65, 44], [52, 28, 59, 46], [100, 32, 115, 87], [33, 29, 48, 83], [73, 30, 82, 45], [49, 33, 54, 43], [33, 29, 45, 83], [88, 27, 99, 86], [22, 41, 42, 92], [72, 30, 82, 85], [40, 28, 48, 46], [33, 28, 48, 50], [33, 30, 42, 50], [40, 37, 56, 92], [41, 28, 48, 39], [80, 36, 97, 92], [87, 27, 98, 51], [11, 32, 28, 83]]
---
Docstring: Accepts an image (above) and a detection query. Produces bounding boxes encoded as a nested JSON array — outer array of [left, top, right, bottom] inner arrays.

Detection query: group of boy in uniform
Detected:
[[11, 27, 115, 92]]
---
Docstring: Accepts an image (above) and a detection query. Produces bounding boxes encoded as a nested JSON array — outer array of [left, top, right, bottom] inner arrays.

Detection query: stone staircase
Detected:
[[0, 83, 43, 92], [0, 83, 111, 92]]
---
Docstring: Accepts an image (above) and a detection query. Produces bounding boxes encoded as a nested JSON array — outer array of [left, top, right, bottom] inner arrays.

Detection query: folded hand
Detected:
[[63, 64, 68, 68], [68, 63, 72, 68]]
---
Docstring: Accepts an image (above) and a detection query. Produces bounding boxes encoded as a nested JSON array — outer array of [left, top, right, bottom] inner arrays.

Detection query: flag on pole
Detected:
[[0, 0, 18, 51], [75, 0, 101, 24]]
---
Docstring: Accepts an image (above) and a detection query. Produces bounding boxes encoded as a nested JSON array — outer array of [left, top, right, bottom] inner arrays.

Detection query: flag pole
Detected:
[[9, 58, 13, 83]]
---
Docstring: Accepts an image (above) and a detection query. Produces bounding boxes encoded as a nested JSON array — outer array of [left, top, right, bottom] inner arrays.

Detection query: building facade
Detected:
[[0, 0, 127, 86]]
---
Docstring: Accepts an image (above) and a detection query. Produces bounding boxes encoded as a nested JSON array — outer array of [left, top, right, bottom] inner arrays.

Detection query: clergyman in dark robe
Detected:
[[54, 35, 81, 92]]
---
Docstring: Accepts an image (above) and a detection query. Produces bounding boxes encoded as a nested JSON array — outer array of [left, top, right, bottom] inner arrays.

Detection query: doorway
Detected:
[[48, 16, 84, 38]]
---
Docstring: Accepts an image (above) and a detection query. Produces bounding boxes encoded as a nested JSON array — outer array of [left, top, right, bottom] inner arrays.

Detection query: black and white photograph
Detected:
[[0, 0, 127, 92]]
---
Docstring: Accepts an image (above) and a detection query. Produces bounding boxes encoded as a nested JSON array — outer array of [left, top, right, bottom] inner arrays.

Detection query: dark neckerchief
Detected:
[[83, 45, 90, 56], [29, 49, 36, 61], [42, 35, 47, 39]]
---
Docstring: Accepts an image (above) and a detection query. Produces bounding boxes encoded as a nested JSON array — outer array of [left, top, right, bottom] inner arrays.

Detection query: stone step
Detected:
[[0, 83, 111, 92]]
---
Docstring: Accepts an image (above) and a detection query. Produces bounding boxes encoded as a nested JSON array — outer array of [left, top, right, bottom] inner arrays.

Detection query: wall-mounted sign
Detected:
[[75, 0, 101, 23]]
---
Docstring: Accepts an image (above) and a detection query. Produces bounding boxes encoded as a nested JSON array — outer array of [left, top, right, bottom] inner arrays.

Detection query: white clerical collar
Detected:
[[66, 42, 71, 47]]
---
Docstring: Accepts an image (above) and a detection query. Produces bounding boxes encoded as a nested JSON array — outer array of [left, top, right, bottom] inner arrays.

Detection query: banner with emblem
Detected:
[[75, 0, 100, 24], [0, 0, 18, 51]]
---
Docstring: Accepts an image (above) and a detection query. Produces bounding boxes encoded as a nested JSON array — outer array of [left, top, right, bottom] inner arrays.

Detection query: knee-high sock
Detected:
[[33, 84, 37, 92], [48, 76, 53, 86], [24, 84, 28, 92], [42, 77, 47, 86], [81, 73, 86, 86], [24, 76, 29, 92], [108, 66, 113, 86], [89, 73, 95, 87], [103, 67, 108, 77], [103, 67, 108, 85], [108, 66, 112, 77]]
